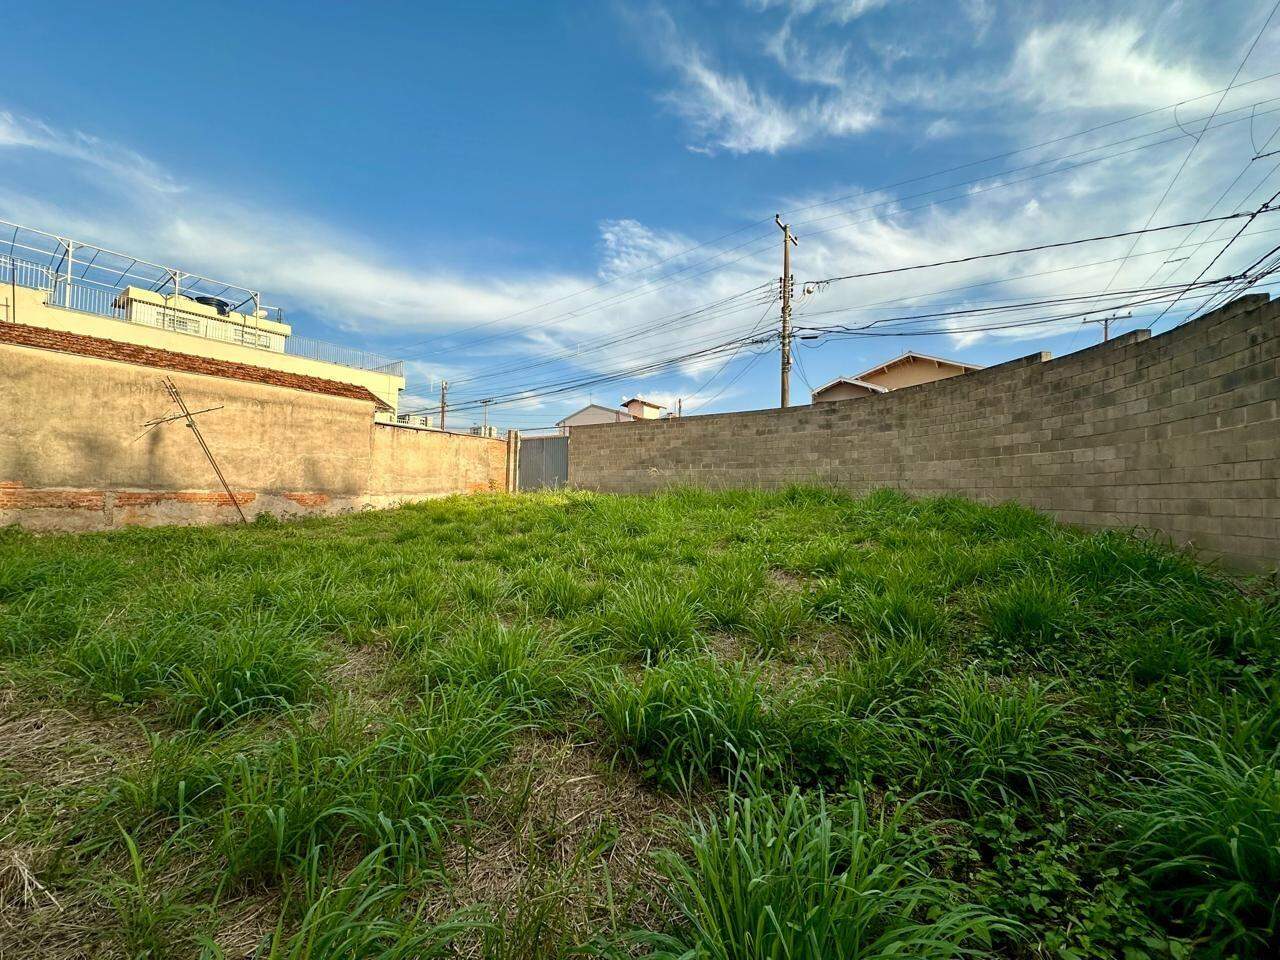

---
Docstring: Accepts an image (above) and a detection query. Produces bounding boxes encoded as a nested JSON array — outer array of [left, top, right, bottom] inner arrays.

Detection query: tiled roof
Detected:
[[0, 321, 391, 410]]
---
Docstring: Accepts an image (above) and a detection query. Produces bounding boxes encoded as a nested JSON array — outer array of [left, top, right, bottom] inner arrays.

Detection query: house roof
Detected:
[[555, 403, 635, 426], [621, 397, 663, 409], [0, 321, 392, 410], [810, 376, 889, 397], [853, 351, 984, 382]]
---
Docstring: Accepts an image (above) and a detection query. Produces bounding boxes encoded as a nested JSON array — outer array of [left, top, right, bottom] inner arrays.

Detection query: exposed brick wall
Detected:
[[570, 295, 1279, 570], [0, 320, 391, 409]]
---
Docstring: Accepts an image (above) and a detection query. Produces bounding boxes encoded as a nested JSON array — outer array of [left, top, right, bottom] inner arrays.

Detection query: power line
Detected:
[[436, 284, 774, 390], [680, 298, 780, 410], [441, 295, 779, 403], [394, 84, 1280, 366], [804, 208, 1280, 287], [1101, 0, 1280, 291], [1148, 188, 1280, 325]]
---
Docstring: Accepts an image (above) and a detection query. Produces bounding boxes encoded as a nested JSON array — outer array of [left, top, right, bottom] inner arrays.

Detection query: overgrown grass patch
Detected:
[[0, 487, 1275, 955]]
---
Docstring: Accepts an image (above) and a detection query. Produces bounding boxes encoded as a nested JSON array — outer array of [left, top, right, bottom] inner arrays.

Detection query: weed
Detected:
[[908, 670, 1086, 811], [593, 656, 777, 789], [743, 592, 807, 656], [647, 775, 1003, 959], [417, 617, 593, 719], [1115, 735, 1280, 956], [600, 580, 700, 661], [980, 576, 1078, 651]]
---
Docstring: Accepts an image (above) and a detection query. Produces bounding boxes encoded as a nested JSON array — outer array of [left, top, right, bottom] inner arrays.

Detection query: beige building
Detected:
[[811, 352, 983, 402], [621, 397, 665, 419], [0, 221, 406, 414], [556, 396, 666, 434]]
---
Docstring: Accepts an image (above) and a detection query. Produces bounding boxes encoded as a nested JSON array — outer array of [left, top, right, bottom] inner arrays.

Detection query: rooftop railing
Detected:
[[0, 223, 404, 378]]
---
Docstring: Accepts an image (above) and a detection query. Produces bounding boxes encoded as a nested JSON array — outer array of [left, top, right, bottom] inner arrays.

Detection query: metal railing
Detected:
[[0, 234, 404, 378], [285, 336, 403, 375]]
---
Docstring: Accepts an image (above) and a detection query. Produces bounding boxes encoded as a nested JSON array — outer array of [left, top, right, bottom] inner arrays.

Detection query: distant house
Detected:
[[556, 396, 666, 434], [811, 352, 983, 403], [620, 397, 665, 420]]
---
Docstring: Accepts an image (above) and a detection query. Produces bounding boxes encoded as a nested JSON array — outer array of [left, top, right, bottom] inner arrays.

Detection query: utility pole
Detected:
[[776, 214, 798, 407], [481, 398, 490, 433], [1084, 312, 1130, 343], [439, 379, 448, 431]]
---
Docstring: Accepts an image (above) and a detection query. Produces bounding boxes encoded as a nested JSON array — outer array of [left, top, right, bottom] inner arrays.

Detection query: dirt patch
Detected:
[[426, 733, 690, 943], [768, 568, 807, 592], [0, 706, 147, 791]]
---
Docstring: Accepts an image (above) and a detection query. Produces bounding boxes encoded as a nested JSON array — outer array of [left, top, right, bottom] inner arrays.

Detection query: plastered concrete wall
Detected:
[[1, 284, 405, 410], [570, 296, 1279, 570], [0, 340, 505, 530]]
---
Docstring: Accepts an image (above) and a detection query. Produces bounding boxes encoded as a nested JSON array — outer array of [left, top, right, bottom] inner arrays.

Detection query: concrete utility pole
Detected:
[[439, 379, 448, 431], [481, 398, 491, 432], [776, 214, 798, 407]]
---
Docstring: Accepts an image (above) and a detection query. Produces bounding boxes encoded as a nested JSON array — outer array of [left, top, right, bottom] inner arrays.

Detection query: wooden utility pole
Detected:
[[439, 379, 448, 431], [1084, 312, 1130, 342], [776, 214, 798, 407]]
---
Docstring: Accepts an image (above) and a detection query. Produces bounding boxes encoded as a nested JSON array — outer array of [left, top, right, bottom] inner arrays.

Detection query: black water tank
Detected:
[[193, 295, 231, 316]]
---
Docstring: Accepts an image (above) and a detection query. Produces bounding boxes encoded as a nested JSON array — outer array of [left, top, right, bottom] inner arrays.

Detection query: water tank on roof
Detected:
[[193, 295, 231, 316]]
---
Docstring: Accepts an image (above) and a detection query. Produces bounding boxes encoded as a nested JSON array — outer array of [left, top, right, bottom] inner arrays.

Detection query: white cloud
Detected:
[[0, 111, 181, 196], [750, 0, 893, 25], [652, 9, 879, 154], [763, 19, 849, 87], [1008, 22, 1210, 111], [923, 117, 959, 140], [659, 48, 803, 154]]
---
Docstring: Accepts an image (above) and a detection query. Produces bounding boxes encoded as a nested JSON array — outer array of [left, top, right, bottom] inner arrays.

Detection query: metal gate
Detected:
[[518, 435, 569, 491]]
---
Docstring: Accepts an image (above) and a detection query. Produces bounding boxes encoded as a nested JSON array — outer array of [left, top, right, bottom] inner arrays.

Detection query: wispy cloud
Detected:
[[0, 110, 182, 195], [749, 0, 894, 25], [1009, 21, 1211, 111], [650, 7, 879, 154]]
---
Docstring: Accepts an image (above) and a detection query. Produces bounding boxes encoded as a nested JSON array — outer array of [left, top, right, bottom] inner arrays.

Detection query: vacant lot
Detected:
[[0, 488, 1276, 958]]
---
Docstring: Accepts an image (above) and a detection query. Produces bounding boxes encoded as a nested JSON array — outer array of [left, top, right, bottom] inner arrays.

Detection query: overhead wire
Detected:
[[396, 84, 1280, 367], [803, 208, 1280, 287], [1100, 0, 1280, 291]]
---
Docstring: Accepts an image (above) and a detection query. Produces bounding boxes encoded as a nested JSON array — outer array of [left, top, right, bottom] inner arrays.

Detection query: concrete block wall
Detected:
[[570, 295, 1279, 570], [0, 339, 507, 530]]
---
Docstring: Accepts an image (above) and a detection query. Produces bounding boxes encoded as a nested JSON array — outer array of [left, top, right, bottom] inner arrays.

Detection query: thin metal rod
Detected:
[[162, 378, 248, 523]]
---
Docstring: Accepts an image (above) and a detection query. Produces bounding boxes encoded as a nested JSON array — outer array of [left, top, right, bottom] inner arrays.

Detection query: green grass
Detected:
[[646, 773, 1004, 960], [0, 487, 1275, 957]]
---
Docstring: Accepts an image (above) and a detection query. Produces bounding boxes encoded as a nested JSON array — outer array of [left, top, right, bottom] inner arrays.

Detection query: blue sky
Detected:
[[2, 0, 1279, 428]]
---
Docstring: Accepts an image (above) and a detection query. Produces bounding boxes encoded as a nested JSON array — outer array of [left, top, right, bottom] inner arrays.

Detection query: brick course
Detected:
[[569, 296, 1280, 570]]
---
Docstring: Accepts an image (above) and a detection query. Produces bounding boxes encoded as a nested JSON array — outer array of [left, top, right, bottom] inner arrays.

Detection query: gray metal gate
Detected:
[[518, 435, 569, 491]]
